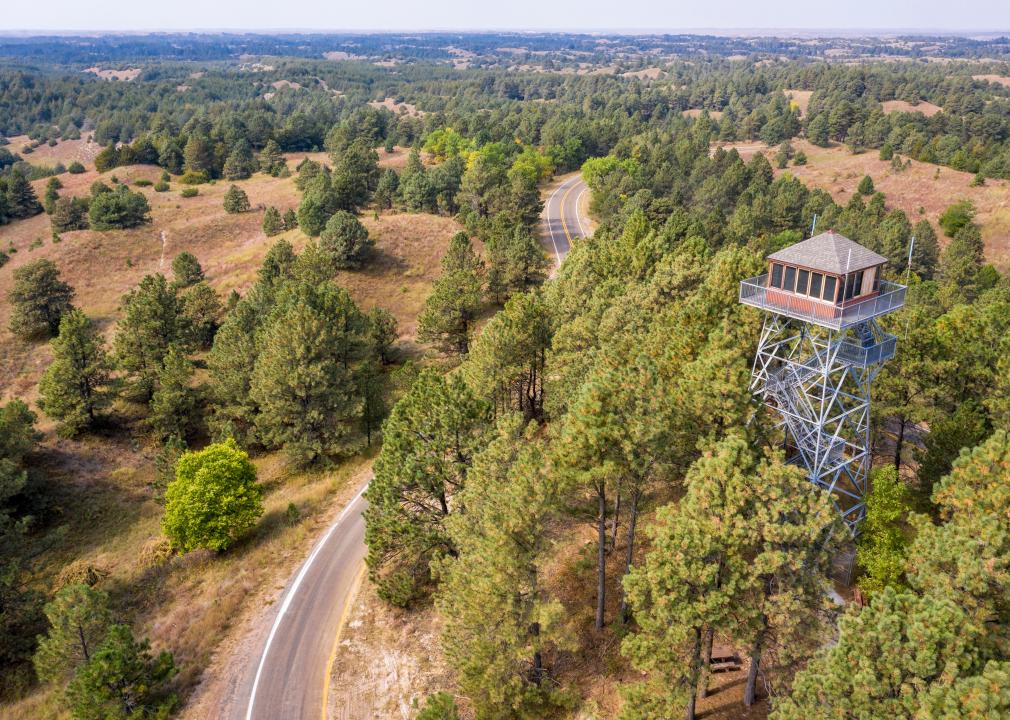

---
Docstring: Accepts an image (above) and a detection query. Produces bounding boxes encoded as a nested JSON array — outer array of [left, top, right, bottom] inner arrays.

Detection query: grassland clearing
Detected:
[[723, 139, 1010, 270], [881, 99, 943, 116], [0, 157, 460, 717]]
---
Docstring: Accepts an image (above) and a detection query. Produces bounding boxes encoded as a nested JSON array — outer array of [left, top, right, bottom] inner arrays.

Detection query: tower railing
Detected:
[[739, 275, 906, 330]]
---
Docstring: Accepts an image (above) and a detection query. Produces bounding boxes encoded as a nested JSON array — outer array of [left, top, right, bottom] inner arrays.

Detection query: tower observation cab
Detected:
[[739, 231, 906, 532]]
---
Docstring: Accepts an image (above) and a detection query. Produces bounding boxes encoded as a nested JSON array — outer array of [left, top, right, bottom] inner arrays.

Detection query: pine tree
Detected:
[[38, 309, 114, 437], [366, 307, 398, 364], [257, 238, 297, 288], [207, 288, 269, 446], [183, 134, 213, 175], [484, 217, 549, 304], [33, 583, 112, 683], [318, 210, 374, 270], [436, 415, 573, 716], [771, 589, 999, 720], [223, 139, 257, 180], [250, 282, 366, 466], [417, 233, 485, 355], [223, 184, 250, 214], [363, 369, 489, 606], [170, 251, 204, 289], [282, 208, 298, 230], [911, 219, 939, 279], [7, 258, 75, 340], [262, 206, 283, 236], [357, 359, 387, 446], [258, 139, 286, 176], [857, 174, 875, 195], [5, 172, 43, 219], [66, 624, 177, 720], [181, 281, 222, 349], [464, 290, 552, 421], [163, 438, 262, 553], [297, 172, 339, 236], [50, 196, 89, 232], [938, 223, 985, 306], [148, 344, 198, 442], [114, 274, 189, 401], [374, 168, 399, 209]]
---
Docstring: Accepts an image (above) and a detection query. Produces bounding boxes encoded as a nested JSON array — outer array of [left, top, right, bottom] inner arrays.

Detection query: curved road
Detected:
[[229, 174, 591, 720], [541, 174, 592, 268]]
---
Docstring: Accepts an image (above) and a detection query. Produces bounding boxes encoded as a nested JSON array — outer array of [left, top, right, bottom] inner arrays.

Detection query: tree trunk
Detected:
[[596, 487, 606, 630], [698, 626, 714, 699], [531, 621, 542, 685], [78, 622, 90, 662], [610, 481, 622, 551], [686, 626, 702, 720], [744, 640, 762, 706], [894, 416, 906, 471], [619, 489, 640, 622]]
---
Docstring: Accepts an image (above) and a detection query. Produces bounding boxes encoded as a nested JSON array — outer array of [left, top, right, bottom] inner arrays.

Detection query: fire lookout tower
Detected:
[[739, 231, 906, 533]]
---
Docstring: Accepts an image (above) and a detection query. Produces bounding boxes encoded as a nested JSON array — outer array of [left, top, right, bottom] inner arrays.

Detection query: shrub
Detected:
[[162, 439, 263, 553], [318, 210, 374, 269], [134, 179, 152, 187], [179, 170, 210, 185], [180, 187, 198, 198], [154, 181, 170, 192]]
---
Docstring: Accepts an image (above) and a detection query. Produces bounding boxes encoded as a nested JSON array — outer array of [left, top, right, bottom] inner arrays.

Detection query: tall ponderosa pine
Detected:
[[464, 290, 552, 421], [38, 309, 114, 437], [33, 583, 112, 683], [436, 415, 573, 717], [170, 251, 204, 288], [364, 369, 489, 606], [7, 258, 75, 340], [66, 624, 178, 720], [262, 206, 283, 237], [319, 210, 373, 270], [5, 172, 43, 219], [148, 344, 198, 442], [417, 233, 485, 355], [114, 273, 190, 400], [250, 282, 366, 466]]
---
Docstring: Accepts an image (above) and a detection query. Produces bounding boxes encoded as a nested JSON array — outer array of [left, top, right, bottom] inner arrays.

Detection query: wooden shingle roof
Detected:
[[767, 231, 887, 274]]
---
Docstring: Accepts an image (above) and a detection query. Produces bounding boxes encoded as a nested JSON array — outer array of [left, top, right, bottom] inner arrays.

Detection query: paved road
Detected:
[[239, 486, 368, 720], [541, 174, 591, 267], [228, 173, 592, 720]]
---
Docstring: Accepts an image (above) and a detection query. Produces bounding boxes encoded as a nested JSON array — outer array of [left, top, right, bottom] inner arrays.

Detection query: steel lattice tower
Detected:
[[740, 232, 905, 533]]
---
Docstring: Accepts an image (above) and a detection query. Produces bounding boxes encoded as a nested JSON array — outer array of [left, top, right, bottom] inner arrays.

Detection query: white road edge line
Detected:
[[245, 484, 368, 720], [573, 185, 589, 237], [543, 179, 568, 268]]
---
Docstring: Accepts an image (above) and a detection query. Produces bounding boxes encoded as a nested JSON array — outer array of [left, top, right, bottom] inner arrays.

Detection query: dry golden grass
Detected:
[[367, 98, 424, 116], [881, 99, 943, 116], [973, 74, 1010, 87], [622, 67, 664, 80], [83, 67, 142, 81], [6, 135, 102, 167], [684, 108, 725, 120], [0, 160, 460, 717], [722, 139, 1010, 270], [785, 89, 814, 117]]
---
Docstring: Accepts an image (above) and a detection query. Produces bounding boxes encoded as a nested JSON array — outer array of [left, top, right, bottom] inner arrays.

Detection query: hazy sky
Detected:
[[3, 0, 1010, 32]]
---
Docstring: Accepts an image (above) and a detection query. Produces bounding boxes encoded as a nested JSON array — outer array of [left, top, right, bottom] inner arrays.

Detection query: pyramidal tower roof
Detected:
[[767, 231, 887, 274]]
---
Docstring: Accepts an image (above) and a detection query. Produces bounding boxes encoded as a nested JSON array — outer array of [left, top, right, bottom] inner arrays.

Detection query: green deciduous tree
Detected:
[[7, 258, 75, 340], [162, 438, 262, 553], [38, 309, 114, 437], [856, 465, 911, 596], [33, 583, 112, 684], [364, 369, 489, 606], [66, 624, 177, 720]]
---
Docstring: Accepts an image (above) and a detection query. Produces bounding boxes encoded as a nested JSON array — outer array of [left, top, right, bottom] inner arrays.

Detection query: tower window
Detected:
[[797, 269, 809, 295], [784, 266, 796, 293], [810, 272, 822, 298], [823, 275, 837, 302], [770, 263, 783, 288]]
